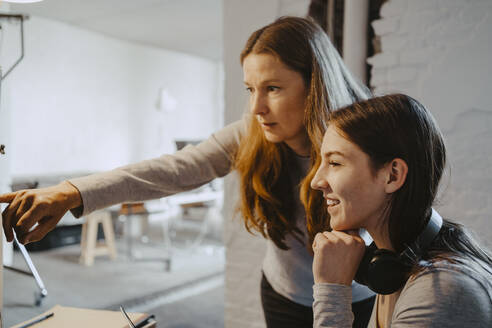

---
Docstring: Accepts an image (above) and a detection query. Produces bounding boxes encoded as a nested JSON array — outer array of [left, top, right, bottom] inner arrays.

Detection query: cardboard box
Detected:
[[11, 305, 156, 328]]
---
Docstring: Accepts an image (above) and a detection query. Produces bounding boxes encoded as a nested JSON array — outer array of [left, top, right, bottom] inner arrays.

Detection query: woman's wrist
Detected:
[[59, 180, 83, 209]]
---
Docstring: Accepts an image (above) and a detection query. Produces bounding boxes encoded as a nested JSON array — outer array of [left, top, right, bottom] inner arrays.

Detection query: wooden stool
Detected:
[[79, 210, 117, 266]]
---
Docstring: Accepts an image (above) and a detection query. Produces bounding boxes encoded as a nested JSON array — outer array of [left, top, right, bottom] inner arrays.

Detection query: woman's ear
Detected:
[[384, 158, 408, 194]]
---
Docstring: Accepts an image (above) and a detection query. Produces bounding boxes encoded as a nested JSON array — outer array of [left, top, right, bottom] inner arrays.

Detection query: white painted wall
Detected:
[[3, 16, 221, 177], [0, 11, 222, 321], [222, 1, 310, 327], [368, 0, 492, 246]]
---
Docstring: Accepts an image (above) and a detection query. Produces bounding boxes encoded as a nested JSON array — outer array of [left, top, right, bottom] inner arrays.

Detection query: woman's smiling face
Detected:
[[311, 125, 390, 231]]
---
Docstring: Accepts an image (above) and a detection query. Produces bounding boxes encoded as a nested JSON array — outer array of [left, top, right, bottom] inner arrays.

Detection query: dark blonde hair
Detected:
[[234, 16, 370, 249]]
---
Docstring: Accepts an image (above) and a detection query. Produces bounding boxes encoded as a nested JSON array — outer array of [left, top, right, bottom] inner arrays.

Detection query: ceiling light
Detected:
[[3, 0, 44, 3]]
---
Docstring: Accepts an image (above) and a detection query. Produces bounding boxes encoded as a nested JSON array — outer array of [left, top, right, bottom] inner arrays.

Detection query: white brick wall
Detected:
[[369, 0, 492, 247]]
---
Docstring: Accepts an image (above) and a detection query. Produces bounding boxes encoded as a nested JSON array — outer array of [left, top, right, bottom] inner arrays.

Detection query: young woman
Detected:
[[1, 17, 374, 327], [311, 94, 492, 327]]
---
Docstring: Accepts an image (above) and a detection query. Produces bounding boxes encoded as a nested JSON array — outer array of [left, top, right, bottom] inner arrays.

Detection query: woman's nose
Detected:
[[250, 93, 268, 115], [311, 167, 328, 191]]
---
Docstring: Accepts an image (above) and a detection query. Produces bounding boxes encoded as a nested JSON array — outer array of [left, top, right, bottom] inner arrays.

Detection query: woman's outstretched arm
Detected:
[[1, 119, 245, 244]]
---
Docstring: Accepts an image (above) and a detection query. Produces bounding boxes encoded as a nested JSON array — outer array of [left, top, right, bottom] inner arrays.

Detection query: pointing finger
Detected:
[[2, 197, 23, 242], [0, 192, 16, 203], [2, 205, 14, 242]]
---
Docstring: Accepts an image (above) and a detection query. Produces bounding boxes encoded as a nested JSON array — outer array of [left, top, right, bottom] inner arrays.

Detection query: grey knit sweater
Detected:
[[313, 260, 492, 327]]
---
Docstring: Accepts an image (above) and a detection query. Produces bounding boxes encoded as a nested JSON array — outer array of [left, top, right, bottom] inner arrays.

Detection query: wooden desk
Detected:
[[167, 190, 221, 208]]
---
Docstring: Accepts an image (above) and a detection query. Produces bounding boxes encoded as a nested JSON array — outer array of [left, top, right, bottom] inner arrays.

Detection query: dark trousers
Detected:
[[261, 273, 375, 328]]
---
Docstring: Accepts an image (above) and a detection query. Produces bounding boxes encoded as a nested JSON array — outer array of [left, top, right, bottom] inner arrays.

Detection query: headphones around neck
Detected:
[[354, 208, 443, 295]]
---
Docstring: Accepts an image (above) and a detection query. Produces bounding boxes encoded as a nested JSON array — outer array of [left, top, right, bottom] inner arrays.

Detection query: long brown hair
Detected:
[[234, 16, 370, 249], [329, 94, 492, 273]]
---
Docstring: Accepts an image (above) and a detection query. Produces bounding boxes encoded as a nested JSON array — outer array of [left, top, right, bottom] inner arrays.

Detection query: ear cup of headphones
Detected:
[[366, 249, 411, 295], [354, 209, 443, 295], [355, 244, 411, 295], [354, 243, 377, 287]]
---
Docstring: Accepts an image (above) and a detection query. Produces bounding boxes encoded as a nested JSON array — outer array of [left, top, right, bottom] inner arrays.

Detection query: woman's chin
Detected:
[[330, 220, 344, 231], [330, 220, 355, 232], [263, 132, 282, 143]]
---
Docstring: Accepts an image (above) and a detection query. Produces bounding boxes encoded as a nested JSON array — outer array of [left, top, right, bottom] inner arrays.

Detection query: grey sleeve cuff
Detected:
[[64, 180, 84, 218], [313, 283, 354, 328]]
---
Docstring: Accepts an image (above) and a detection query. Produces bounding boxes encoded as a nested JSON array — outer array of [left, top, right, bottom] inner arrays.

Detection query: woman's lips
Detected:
[[260, 122, 277, 129]]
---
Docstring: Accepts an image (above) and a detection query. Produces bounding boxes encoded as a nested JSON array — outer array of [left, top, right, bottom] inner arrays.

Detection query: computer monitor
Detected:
[[175, 140, 202, 151]]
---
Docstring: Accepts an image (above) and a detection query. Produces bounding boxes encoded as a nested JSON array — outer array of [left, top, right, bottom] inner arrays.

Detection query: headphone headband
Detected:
[[400, 208, 443, 262], [420, 208, 443, 248]]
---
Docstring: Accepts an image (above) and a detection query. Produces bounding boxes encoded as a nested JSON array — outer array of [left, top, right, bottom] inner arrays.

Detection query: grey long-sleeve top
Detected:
[[70, 120, 244, 217], [313, 260, 492, 327], [69, 119, 373, 306]]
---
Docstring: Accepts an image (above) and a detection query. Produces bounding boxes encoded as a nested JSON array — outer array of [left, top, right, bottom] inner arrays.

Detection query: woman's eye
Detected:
[[246, 87, 254, 94], [328, 161, 340, 167]]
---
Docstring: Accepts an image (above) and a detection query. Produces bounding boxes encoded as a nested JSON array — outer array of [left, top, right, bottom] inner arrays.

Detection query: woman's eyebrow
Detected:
[[323, 150, 345, 158], [262, 79, 281, 83], [244, 79, 282, 85]]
